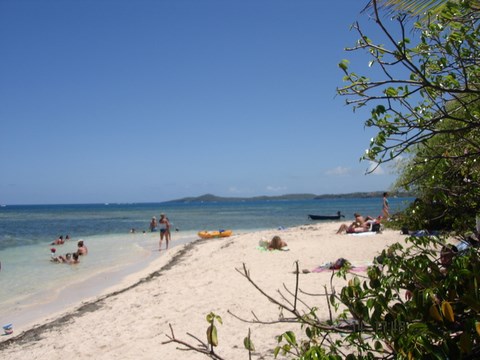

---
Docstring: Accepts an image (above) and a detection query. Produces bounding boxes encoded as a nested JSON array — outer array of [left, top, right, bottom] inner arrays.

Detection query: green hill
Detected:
[[165, 191, 414, 203]]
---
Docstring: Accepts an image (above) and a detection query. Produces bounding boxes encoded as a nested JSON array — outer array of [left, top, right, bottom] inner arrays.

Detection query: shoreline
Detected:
[[0, 222, 406, 359], [0, 231, 201, 334], [0, 238, 202, 349]]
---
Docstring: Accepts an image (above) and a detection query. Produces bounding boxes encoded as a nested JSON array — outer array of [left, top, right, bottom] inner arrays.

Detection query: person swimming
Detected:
[[51, 235, 65, 245]]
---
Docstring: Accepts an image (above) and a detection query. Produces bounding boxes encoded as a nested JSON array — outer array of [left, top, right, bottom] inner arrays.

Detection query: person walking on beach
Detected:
[[159, 213, 171, 250], [382, 192, 390, 219]]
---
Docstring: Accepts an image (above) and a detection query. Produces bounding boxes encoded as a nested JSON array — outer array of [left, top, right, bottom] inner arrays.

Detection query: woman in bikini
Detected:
[[159, 213, 171, 250]]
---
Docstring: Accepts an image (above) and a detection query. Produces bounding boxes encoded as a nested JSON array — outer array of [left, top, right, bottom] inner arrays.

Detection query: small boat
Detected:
[[308, 211, 344, 221], [198, 229, 233, 239]]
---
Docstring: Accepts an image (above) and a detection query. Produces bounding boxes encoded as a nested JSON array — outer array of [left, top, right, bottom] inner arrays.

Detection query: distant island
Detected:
[[164, 191, 415, 203]]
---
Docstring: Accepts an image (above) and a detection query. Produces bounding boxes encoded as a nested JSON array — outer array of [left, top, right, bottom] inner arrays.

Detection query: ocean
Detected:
[[0, 197, 412, 330]]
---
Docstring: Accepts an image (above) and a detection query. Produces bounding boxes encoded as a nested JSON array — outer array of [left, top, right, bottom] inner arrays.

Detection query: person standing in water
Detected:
[[149, 216, 158, 232], [382, 192, 390, 219], [158, 213, 171, 250], [77, 240, 88, 255]]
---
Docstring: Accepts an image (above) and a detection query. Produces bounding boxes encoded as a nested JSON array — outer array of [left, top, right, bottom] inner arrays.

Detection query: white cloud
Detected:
[[326, 166, 350, 176], [266, 185, 287, 192], [367, 161, 385, 175], [227, 186, 241, 193]]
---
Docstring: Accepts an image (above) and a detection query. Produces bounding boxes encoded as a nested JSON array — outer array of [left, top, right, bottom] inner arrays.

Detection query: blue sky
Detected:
[[1, 0, 399, 205]]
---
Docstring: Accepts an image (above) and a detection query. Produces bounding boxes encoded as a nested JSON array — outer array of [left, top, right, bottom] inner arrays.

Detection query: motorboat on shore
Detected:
[[308, 211, 344, 221]]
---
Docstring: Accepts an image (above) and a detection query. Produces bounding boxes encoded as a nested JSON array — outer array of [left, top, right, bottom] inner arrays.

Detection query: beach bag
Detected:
[[372, 223, 381, 232], [401, 227, 409, 235]]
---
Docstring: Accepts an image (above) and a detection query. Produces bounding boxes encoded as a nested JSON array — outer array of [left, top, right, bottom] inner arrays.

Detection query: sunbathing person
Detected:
[[337, 213, 381, 234], [268, 235, 288, 250], [337, 213, 369, 234], [337, 223, 368, 234]]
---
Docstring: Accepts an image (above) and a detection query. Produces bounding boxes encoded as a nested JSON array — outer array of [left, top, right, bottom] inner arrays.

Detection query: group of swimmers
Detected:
[[50, 236, 88, 265]]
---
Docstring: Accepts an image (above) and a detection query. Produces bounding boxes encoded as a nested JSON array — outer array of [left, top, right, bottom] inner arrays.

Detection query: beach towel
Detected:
[[348, 231, 377, 237], [311, 265, 370, 273], [311, 258, 370, 273], [256, 246, 290, 252]]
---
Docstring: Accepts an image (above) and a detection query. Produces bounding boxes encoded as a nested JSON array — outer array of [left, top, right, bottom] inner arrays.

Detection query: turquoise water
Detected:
[[0, 198, 412, 329]]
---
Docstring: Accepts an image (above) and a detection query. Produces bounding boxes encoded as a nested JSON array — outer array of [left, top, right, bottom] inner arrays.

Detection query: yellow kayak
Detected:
[[198, 230, 233, 239]]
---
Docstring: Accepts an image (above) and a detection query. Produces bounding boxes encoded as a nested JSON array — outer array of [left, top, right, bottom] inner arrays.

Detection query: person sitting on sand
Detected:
[[268, 235, 288, 250], [77, 240, 88, 255], [440, 244, 458, 272], [337, 213, 372, 234], [366, 215, 383, 232]]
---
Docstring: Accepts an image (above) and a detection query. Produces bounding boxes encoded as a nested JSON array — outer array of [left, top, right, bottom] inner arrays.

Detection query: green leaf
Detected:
[[206, 324, 218, 346], [243, 337, 255, 351], [338, 59, 349, 71], [273, 346, 280, 358], [206, 312, 214, 323], [283, 331, 297, 345]]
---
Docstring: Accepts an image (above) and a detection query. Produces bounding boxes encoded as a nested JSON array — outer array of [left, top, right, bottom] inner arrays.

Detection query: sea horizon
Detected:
[[0, 190, 413, 207]]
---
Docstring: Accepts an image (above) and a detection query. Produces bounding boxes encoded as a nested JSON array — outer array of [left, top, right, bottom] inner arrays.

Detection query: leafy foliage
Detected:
[[338, 0, 480, 233], [254, 235, 480, 359], [338, 0, 480, 168]]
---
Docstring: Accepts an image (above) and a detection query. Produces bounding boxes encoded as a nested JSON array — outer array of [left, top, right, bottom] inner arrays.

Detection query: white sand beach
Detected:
[[0, 222, 406, 359]]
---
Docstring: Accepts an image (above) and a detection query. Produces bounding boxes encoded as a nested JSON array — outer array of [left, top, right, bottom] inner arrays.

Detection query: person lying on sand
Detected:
[[269, 235, 287, 250], [258, 235, 289, 251]]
